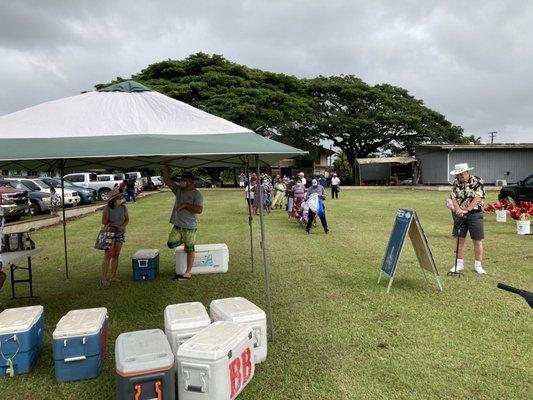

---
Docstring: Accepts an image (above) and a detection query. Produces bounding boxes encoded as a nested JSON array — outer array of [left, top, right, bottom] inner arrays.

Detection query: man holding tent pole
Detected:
[[163, 162, 203, 280]]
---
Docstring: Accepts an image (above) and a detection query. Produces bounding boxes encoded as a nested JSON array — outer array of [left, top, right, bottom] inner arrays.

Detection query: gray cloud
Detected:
[[1, 0, 532, 143]]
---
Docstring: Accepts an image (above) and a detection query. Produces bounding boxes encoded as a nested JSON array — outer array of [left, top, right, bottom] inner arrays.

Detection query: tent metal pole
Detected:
[[255, 154, 275, 343], [59, 161, 69, 279], [245, 156, 254, 272]]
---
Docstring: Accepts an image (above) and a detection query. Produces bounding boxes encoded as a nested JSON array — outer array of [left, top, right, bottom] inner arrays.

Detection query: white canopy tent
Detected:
[[0, 80, 306, 341]]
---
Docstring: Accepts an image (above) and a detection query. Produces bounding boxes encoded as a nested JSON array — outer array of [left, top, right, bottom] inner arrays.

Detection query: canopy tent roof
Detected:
[[0, 80, 305, 171]]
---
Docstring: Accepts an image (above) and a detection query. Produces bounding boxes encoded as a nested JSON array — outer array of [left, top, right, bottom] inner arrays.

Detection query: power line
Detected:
[[488, 131, 497, 144]]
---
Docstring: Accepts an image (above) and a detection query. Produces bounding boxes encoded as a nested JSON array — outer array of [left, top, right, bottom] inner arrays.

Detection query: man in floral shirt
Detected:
[[449, 163, 487, 274]]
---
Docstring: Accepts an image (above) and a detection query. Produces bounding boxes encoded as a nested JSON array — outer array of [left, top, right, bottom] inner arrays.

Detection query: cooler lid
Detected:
[[210, 297, 266, 323], [0, 305, 43, 334], [53, 307, 107, 339], [115, 329, 174, 375], [174, 243, 228, 253], [132, 249, 160, 259], [177, 321, 252, 361], [164, 302, 211, 332]]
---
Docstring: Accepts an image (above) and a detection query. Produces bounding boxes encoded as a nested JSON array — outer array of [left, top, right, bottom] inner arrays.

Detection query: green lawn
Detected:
[[1, 189, 532, 400]]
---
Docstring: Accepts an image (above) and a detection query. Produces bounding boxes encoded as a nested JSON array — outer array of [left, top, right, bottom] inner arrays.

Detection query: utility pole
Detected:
[[489, 131, 497, 144]]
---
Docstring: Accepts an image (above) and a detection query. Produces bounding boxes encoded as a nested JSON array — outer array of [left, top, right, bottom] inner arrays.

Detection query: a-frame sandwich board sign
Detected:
[[378, 209, 443, 293]]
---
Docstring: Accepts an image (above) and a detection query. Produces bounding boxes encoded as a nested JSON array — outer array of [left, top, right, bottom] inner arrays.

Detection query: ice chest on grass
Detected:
[[164, 302, 211, 357], [116, 329, 175, 400], [210, 297, 267, 364], [52, 307, 108, 382], [177, 321, 255, 400], [132, 249, 160, 281], [175, 244, 229, 275], [0, 305, 44, 376]]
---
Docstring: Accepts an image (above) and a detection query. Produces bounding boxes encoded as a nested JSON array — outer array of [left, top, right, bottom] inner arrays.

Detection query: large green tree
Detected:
[[305, 76, 465, 182]]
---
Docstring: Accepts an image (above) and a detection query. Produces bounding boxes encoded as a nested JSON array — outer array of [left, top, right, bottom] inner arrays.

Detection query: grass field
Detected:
[[1, 189, 532, 399]]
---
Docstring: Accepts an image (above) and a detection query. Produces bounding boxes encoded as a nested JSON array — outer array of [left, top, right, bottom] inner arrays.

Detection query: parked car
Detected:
[[41, 177, 97, 205], [193, 177, 211, 188], [64, 172, 120, 201], [6, 178, 81, 206], [7, 179, 51, 215], [150, 176, 163, 189], [499, 174, 533, 202], [0, 179, 31, 221]]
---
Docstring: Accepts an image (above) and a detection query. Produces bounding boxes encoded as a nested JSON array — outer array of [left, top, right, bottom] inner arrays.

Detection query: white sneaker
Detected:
[[449, 264, 464, 273], [474, 265, 487, 275]]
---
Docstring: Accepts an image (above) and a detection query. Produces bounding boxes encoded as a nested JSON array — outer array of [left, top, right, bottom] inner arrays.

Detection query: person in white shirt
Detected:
[[331, 173, 341, 199], [298, 172, 307, 186]]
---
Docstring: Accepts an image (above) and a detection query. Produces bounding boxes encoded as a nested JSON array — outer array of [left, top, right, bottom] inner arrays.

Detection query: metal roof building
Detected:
[[415, 143, 533, 185]]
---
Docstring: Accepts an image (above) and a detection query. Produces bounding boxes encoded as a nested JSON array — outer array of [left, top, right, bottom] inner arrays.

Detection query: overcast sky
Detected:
[[1, 0, 532, 143]]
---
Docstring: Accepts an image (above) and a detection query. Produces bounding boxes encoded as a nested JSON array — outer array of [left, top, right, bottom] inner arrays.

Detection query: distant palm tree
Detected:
[[464, 134, 482, 144]]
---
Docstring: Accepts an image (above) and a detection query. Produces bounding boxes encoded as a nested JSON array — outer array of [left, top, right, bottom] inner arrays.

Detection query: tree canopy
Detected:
[[305, 76, 465, 181], [97, 53, 466, 182]]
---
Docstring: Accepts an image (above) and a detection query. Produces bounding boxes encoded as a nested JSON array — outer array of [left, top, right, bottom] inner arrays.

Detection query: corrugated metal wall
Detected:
[[416, 147, 448, 184], [416, 147, 533, 184], [450, 149, 533, 184]]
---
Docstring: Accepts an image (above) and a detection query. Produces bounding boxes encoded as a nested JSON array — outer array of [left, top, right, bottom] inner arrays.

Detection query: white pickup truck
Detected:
[[64, 172, 122, 201]]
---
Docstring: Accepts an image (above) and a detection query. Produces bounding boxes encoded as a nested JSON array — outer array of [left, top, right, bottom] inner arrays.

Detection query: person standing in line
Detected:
[[245, 178, 255, 208], [272, 177, 287, 209], [125, 176, 136, 202], [286, 176, 295, 218], [448, 163, 487, 275], [331, 173, 341, 199], [239, 172, 246, 189], [305, 179, 329, 234], [100, 187, 128, 287], [163, 162, 204, 281], [298, 172, 307, 186], [291, 176, 306, 219]]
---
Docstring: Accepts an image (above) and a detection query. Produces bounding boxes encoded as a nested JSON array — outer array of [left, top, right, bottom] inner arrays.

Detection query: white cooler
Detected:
[[164, 302, 211, 358], [177, 321, 254, 400], [210, 297, 267, 364], [175, 244, 229, 275]]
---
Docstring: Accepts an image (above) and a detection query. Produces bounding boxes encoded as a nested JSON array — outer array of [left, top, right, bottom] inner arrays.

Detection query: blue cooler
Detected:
[[0, 305, 44, 376], [132, 249, 160, 281], [52, 307, 108, 382]]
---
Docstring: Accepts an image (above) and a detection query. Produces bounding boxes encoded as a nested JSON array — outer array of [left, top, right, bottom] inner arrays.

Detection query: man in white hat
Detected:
[[331, 172, 341, 199], [449, 163, 487, 274], [298, 172, 307, 186]]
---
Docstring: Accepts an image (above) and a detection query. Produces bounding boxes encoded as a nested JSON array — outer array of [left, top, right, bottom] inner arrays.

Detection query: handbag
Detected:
[[94, 226, 115, 250]]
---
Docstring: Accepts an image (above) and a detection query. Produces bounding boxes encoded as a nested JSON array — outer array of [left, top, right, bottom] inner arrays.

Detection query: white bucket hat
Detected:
[[449, 163, 474, 175]]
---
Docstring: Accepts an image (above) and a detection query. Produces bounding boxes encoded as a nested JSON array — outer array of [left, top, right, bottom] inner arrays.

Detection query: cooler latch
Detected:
[[182, 364, 208, 393]]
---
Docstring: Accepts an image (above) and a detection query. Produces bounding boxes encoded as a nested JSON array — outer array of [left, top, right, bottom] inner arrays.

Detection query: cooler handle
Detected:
[[64, 355, 86, 362], [62, 337, 87, 361], [138, 260, 149, 268]]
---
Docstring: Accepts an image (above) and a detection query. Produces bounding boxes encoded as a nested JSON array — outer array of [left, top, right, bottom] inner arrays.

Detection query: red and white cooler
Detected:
[[164, 302, 211, 358], [115, 329, 175, 400], [177, 321, 255, 400], [175, 244, 229, 275], [210, 297, 267, 363]]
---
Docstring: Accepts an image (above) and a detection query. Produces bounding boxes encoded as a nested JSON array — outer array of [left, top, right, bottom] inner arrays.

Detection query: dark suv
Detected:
[[499, 175, 533, 202]]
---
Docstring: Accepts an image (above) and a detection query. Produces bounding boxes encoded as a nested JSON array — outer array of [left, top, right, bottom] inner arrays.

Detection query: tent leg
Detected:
[[245, 157, 254, 272], [60, 162, 69, 279], [256, 155, 275, 343]]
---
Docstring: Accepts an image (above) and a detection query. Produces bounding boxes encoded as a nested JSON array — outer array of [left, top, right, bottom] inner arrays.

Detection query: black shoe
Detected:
[[325, 229, 329, 234]]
